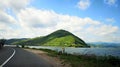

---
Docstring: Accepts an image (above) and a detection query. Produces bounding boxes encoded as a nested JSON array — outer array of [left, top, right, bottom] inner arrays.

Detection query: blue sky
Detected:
[[0, 0, 120, 43], [31, 0, 120, 26]]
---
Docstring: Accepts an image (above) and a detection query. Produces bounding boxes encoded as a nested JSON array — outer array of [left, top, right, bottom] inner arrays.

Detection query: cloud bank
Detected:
[[0, 0, 119, 43]]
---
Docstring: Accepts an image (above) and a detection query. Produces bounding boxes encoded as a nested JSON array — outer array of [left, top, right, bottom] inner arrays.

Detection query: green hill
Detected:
[[14, 29, 88, 47]]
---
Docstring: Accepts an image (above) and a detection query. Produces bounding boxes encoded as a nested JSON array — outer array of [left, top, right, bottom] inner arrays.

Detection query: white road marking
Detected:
[[0, 48, 16, 67]]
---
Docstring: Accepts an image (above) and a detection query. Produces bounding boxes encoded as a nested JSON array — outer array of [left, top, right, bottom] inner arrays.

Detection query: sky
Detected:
[[0, 0, 120, 43]]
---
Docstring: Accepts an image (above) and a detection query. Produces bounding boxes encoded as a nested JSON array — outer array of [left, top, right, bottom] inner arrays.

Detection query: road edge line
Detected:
[[0, 48, 16, 67]]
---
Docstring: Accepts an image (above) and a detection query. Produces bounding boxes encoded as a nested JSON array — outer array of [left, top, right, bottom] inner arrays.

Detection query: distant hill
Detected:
[[87, 42, 120, 48], [14, 29, 88, 47], [5, 38, 28, 45]]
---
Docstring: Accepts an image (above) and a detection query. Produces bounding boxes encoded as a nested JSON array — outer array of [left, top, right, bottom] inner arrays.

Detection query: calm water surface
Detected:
[[28, 46, 120, 57]]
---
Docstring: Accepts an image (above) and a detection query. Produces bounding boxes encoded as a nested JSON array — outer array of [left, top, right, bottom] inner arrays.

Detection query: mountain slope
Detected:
[[14, 29, 88, 47], [5, 38, 28, 45]]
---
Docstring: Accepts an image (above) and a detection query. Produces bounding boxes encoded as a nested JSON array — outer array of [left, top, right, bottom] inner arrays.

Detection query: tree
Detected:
[[0, 39, 6, 49]]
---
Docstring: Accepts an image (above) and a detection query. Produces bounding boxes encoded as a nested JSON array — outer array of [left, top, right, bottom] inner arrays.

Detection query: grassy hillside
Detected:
[[14, 29, 88, 47]]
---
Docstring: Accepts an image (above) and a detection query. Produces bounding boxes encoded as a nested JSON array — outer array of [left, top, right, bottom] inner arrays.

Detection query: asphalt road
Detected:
[[0, 47, 53, 67]]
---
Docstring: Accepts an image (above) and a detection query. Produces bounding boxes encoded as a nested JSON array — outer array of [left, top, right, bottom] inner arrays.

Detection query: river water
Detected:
[[28, 46, 120, 57]]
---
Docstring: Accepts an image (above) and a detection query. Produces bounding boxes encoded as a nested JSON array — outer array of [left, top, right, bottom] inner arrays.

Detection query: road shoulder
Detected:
[[24, 48, 71, 67]]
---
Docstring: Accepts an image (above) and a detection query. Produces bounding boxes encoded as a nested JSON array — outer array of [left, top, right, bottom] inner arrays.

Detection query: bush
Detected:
[[107, 56, 120, 66], [21, 45, 25, 48]]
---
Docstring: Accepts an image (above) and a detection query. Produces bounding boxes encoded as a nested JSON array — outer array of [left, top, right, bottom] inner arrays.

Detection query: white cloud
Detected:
[[0, 10, 17, 24], [17, 8, 58, 28], [106, 18, 115, 23], [86, 24, 118, 36], [104, 0, 117, 6], [0, 0, 31, 12], [0, 12, 20, 39], [77, 0, 90, 10]]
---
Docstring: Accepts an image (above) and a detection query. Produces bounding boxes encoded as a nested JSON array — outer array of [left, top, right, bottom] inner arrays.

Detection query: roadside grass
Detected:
[[27, 48, 120, 67]]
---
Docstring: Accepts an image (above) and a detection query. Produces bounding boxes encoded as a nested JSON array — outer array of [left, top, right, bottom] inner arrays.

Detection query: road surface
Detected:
[[0, 46, 53, 67]]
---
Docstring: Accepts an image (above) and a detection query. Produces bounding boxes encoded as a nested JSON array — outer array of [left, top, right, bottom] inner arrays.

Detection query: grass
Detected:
[[29, 48, 120, 67]]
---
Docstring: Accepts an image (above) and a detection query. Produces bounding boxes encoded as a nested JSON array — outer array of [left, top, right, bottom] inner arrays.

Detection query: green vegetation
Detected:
[[14, 29, 88, 47], [5, 38, 28, 45], [33, 48, 120, 67], [0, 39, 6, 49]]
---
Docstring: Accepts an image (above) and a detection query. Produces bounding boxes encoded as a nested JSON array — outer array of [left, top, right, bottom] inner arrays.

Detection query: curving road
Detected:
[[0, 46, 53, 67]]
